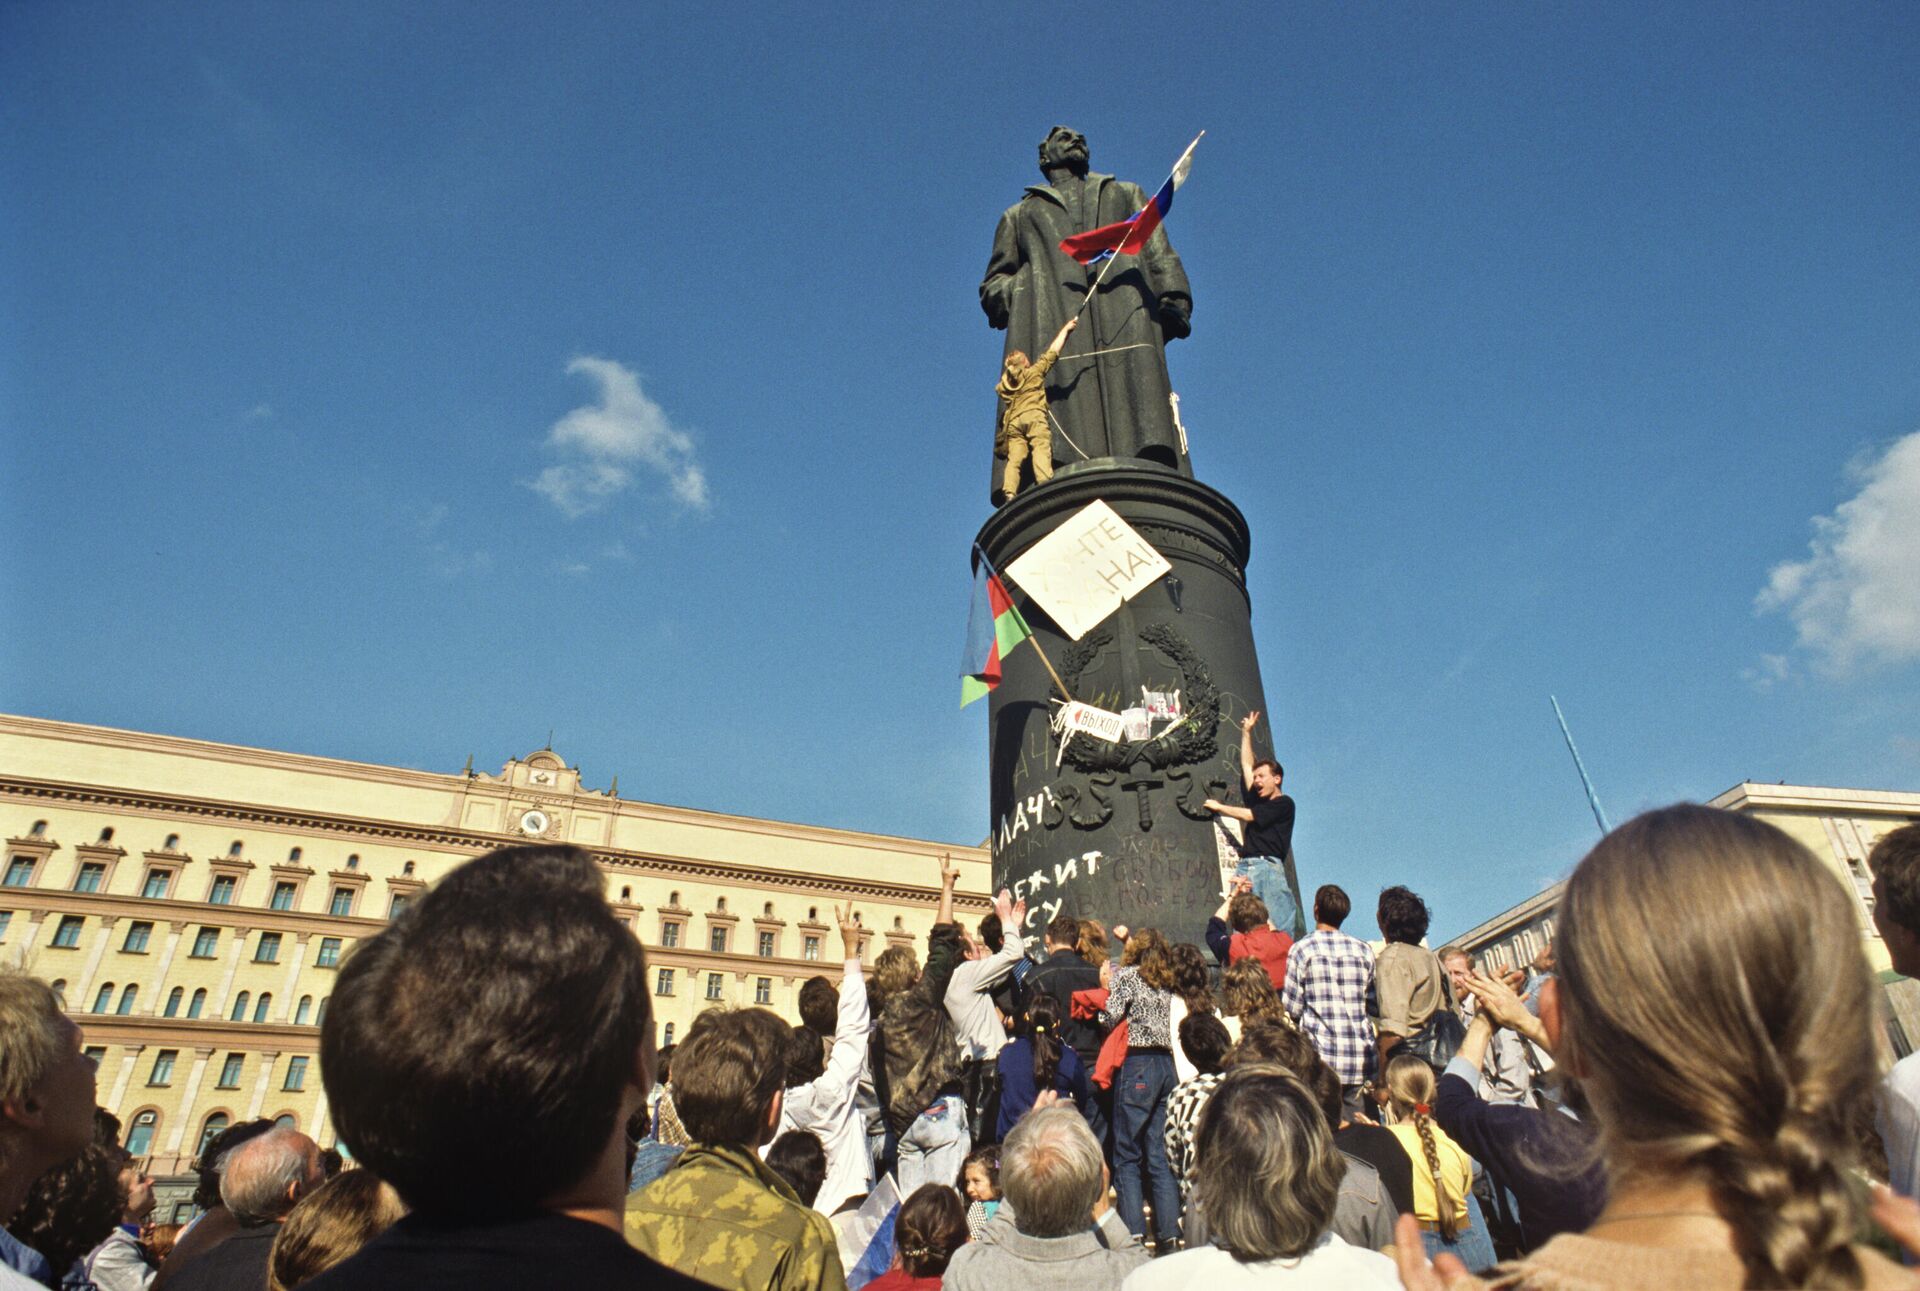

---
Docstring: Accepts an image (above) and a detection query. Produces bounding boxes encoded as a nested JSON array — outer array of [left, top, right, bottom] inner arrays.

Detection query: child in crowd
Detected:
[[865, 1184, 969, 1291], [959, 1146, 1001, 1240], [1384, 1053, 1494, 1272]]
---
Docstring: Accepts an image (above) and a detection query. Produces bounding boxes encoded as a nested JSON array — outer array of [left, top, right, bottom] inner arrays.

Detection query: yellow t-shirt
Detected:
[[1389, 1119, 1474, 1225]]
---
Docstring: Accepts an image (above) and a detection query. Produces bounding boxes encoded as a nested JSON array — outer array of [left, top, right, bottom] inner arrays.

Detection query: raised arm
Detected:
[[1238, 710, 1260, 791], [1046, 316, 1079, 356], [936, 854, 958, 926], [819, 903, 871, 1101]]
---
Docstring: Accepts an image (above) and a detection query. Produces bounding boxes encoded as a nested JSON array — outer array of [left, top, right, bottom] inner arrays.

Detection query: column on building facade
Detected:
[[105, 1044, 145, 1110], [310, 1088, 332, 1149], [210, 926, 252, 1017], [161, 1048, 216, 1156], [4, 913, 46, 969], [244, 1052, 280, 1120], [274, 935, 310, 1023], [72, 916, 122, 1008], [142, 922, 188, 1016]]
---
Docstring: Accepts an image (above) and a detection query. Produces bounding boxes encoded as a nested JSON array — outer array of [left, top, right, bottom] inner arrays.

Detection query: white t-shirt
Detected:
[[1880, 1051, 1920, 1199], [1119, 1233, 1397, 1291]]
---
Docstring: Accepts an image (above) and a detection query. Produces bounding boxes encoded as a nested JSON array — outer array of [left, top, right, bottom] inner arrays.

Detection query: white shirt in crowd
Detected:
[[945, 926, 1027, 1061], [1881, 1051, 1920, 1201], [1119, 1233, 1397, 1291], [777, 957, 873, 1216]]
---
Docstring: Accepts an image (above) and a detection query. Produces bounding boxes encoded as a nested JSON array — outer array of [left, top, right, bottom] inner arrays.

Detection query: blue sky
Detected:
[[5, 3, 1918, 939]]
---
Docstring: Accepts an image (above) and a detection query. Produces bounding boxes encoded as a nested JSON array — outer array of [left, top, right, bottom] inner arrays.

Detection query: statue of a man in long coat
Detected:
[[980, 126, 1194, 504]]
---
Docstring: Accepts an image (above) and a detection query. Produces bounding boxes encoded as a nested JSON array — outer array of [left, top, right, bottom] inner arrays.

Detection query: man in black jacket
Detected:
[[1022, 914, 1106, 1137]]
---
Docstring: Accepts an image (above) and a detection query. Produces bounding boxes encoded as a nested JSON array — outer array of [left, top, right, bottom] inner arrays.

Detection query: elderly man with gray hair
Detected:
[[943, 1106, 1145, 1291], [166, 1127, 324, 1291]]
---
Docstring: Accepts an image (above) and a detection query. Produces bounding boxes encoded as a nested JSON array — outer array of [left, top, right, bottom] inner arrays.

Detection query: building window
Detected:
[[148, 1051, 177, 1086], [403, 861, 415, 876], [28, 821, 46, 836], [117, 985, 137, 1015], [126, 1110, 157, 1156], [270, 882, 296, 911], [316, 996, 329, 1025], [315, 937, 341, 968], [655, 968, 675, 996], [142, 869, 170, 899], [284, 1055, 308, 1091], [758, 930, 776, 957], [346, 854, 359, 869], [754, 977, 772, 1005], [230, 991, 251, 1021], [254, 932, 281, 963], [709, 927, 728, 954], [329, 887, 353, 917], [661, 922, 681, 949], [276, 1112, 295, 1130], [0, 911, 9, 942], [803, 935, 821, 962], [122, 922, 152, 954], [50, 980, 66, 1006], [72, 863, 106, 894], [662, 1022, 675, 1046], [52, 916, 84, 949], [187, 989, 206, 1019], [705, 972, 724, 1001], [209, 876, 236, 905], [190, 927, 219, 958], [162, 834, 179, 850], [92, 984, 114, 1013], [254, 994, 272, 1023], [84, 1045, 106, 1066], [4, 857, 36, 887], [161, 987, 182, 1017], [216, 1054, 244, 1088], [388, 895, 409, 920], [228, 841, 244, 857], [198, 1113, 230, 1154], [294, 996, 312, 1025]]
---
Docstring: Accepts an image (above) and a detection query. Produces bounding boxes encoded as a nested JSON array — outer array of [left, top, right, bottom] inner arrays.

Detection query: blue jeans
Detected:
[[896, 1094, 970, 1197], [1419, 1190, 1497, 1273], [1235, 855, 1304, 938], [1112, 1051, 1181, 1243]]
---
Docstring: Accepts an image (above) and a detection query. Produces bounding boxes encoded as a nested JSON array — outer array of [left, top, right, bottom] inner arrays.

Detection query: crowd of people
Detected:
[[6, 809, 1920, 1288]]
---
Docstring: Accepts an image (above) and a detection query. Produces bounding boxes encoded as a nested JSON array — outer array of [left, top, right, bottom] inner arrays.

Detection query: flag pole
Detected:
[[1070, 131, 1203, 323], [974, 545, 1074, 702]]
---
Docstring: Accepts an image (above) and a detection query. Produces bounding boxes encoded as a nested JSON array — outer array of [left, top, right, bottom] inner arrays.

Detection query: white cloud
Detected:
[[245, 402, 274, 421], [1757, 430, 1920, 674], [528, 357, 709, 518]]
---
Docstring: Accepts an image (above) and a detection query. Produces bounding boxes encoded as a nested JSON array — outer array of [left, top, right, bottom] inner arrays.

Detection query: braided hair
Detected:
[[1558, 805, 1878, 1289], [1385, 1053, 1457, 1242], [895, 1183, 969, 1278]]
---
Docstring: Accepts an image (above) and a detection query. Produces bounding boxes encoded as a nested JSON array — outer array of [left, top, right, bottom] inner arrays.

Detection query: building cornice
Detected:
[[0, 714, 990, 861], [1707, 782, 1920, 815], [1446, 880, 1565, 950], [0, 775, 990, 908]]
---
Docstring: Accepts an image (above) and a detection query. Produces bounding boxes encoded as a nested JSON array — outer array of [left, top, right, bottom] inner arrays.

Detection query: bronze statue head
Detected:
[[1038, 126, 1089, 177]]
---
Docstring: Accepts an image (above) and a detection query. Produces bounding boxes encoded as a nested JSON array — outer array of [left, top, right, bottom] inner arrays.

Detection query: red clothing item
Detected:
[[864, 1270, 943, 1291], [1230, 926, 1294, 991]]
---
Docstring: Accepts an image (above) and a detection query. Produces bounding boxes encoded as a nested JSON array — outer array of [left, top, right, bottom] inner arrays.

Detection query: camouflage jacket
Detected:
[[874, 921, 967, 1133], [625, 1142, 848, 1291]]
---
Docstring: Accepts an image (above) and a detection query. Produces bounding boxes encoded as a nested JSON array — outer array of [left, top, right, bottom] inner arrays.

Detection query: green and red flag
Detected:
[[960, 559, 1032, 707]]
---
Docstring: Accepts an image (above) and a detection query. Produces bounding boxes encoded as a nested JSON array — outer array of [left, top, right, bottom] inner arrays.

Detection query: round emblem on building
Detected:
[[518, 808, 550, 836]]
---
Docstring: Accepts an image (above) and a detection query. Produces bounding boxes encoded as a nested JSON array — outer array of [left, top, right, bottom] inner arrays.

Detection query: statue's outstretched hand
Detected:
[[1159, 295, 1192, 340]]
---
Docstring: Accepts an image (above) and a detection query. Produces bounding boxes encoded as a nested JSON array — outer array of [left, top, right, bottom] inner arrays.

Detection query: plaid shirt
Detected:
[[1281, 928, 1377, 1085]]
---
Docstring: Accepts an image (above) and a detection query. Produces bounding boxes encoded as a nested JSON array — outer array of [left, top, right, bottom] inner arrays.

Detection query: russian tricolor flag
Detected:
[[1058, 132, 1202, 265]]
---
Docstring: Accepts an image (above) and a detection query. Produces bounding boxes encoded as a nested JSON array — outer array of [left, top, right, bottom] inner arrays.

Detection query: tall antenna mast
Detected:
[[1551, 695, 1612, 837]]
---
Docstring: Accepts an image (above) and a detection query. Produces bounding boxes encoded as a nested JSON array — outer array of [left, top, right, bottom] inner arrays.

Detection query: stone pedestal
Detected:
[[975, 459, 1297, 948]]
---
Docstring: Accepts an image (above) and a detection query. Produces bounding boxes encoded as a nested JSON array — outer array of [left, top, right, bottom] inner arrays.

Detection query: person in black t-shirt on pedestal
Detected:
[[1203, 711, 1304, 938]]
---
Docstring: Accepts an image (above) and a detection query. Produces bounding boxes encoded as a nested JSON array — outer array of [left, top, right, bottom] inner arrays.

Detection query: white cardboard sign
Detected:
[[1004, 500, 1173, 641]]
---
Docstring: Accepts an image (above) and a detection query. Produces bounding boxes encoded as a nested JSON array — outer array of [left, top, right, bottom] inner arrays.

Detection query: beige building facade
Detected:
[[0, 713, 988, 1219]]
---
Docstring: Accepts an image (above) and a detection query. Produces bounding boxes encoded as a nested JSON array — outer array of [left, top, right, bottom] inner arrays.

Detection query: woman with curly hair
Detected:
[[1166, 942, 1215, 1082], [1219, 957, 1287, 1043], [1396, 804, 1915, 1290]]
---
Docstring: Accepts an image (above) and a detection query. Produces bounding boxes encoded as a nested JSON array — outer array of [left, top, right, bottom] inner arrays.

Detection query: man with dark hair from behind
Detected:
[[1280, 884, 1378, 1119], [626, 1007, 846, 1291], [303, 844, 708, 1291], [766, 1131, 828, 1210], [1367, 885, 1455, 1076], [1872, 823, 1920, 1200], [0, 969, 98, 1289]]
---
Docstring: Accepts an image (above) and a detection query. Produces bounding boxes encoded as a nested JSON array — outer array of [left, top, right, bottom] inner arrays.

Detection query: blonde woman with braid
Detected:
[[1395, 804, 1916, 1291], [1384, 1053, 1494, 1271]]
